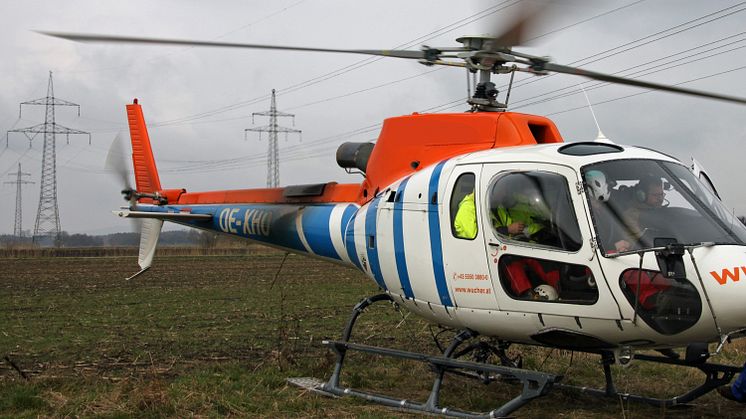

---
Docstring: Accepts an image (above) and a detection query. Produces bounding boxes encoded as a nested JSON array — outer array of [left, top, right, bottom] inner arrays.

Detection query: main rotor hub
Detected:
[[455, 35, 506, 52]]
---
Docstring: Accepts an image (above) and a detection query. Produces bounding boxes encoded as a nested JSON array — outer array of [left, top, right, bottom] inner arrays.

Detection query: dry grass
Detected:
[[2, 252, 746, 418]]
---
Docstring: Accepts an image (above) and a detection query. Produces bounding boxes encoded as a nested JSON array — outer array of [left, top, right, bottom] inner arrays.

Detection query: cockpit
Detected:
[[582, 159, 746, 256]]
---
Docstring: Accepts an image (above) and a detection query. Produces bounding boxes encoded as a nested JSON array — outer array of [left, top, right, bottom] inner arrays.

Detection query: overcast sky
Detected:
[[1, 0, 745, 235]]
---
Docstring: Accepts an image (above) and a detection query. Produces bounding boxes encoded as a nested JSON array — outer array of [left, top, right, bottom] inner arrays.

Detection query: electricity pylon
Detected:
[[5, 163, 34, 237], [245, 89, 301, 188], [6, 71, 90, 245]]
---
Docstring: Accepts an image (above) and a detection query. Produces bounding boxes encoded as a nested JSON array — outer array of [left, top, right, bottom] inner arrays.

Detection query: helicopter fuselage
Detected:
[[124, 101, 746, 353], [135, 142, 746, 352]]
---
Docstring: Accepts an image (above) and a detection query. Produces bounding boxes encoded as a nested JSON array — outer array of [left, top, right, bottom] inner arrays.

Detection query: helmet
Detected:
[[585, 170, 610, 202], [533, 284, 559, 301], [511, 177, 551, 218]]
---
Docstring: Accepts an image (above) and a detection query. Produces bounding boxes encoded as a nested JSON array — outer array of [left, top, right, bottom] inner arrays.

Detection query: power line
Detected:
[[56, 0, 309, 75], [502, 1, 746, 92], [510, 32, 746, 109], [25, 2, 745, 178], [150, 0, 523, 127], [543, 64, 746, 118]]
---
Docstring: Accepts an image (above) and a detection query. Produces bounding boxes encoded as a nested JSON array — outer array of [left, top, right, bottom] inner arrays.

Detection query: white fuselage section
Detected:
[[342, 143, 746, 350]]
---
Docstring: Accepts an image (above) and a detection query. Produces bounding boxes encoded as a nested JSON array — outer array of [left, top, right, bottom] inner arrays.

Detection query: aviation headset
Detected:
[[635, 176, 662, 203]]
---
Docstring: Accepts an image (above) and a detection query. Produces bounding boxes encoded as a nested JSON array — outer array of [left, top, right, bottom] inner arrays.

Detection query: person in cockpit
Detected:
[[622, 175, 667, 241], [491, 183, 553, 246], [584, 170, 631, 253]]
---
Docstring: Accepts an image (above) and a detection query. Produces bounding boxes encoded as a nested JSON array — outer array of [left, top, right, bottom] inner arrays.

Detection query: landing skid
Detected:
[[294, 294, 558, 418], [289, 294, 742, 417], [557, 351, 741, 408]]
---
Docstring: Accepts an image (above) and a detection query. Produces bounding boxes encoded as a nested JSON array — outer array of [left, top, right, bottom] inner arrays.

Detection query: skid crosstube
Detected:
[[316, 293, 559, 418], [320, 339, 559, 418]]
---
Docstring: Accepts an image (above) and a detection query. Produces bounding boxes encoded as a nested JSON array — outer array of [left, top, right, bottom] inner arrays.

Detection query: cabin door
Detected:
[[441, 165, 498, 310], [480, 163, 622, 319]]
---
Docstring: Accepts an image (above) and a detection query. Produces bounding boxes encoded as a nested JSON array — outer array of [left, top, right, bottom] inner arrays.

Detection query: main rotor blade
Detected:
[[38, 31, 428, 60], [485, 1, 546, 48], [543, 62, 746, 105]]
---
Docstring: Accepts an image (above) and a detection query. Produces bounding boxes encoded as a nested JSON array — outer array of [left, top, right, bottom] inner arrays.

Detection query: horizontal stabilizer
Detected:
[[114, 210, 212, 221]]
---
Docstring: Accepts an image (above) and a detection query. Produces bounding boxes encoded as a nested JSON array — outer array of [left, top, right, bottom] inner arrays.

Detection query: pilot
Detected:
[[584, 170, 631, 253], [622, 175, 666, 240]]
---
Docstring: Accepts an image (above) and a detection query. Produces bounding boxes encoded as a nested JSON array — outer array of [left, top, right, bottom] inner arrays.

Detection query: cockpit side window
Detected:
[[451, 173, 477, 240], [488, 171, 582, 251]]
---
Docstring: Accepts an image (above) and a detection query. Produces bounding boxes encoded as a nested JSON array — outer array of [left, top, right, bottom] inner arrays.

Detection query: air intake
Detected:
[[336, 142, 374, 173]]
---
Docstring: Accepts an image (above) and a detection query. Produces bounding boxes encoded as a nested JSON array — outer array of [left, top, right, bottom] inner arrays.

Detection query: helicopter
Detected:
[[41, 7, 746, 417]]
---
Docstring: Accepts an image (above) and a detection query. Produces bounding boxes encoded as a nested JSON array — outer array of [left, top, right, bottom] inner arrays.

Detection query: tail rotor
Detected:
[[105, 132, 136, 208]]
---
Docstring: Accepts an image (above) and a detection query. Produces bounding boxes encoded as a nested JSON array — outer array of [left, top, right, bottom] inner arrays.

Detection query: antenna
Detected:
[[579, 83, 611, 143], [245, 89, 302, 188]]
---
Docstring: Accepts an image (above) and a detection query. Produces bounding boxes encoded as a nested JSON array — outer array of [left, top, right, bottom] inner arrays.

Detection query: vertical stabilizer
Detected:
[[126, 99, 162, 203]]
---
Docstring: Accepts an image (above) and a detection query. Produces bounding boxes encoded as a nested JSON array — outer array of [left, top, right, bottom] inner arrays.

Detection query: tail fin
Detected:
[[126, 99, 162, 203]]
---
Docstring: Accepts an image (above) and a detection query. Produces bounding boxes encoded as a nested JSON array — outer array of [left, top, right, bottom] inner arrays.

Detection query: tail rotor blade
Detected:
[[104, 132, 137, 208], [104, 132, 132, 190]]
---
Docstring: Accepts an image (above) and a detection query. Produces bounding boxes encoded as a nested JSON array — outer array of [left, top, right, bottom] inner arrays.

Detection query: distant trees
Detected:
[[59, 232, 104, 247], [0, 230, 215, 248]]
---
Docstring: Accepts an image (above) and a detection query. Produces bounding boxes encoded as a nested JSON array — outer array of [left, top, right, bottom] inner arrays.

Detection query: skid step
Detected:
[[287, 377, 338, 397]]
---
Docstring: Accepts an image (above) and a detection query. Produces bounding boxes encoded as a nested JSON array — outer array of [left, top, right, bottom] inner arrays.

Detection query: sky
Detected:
[[1, 0, 745, 235]]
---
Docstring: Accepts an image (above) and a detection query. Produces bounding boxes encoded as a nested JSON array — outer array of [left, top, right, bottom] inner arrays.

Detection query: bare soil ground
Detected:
[[1, 250, 746, 418]]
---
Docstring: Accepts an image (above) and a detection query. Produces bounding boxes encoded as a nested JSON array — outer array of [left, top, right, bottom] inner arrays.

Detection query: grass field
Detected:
[[2, 249, 746, 418]]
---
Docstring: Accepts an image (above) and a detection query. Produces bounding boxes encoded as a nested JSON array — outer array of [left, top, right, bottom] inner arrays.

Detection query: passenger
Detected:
[[584, 170, 631, 253], [623, 175, 666, 240], [502, 257, 560, 300], [454, 192, 477, 239], [491, 183, 553, 245]]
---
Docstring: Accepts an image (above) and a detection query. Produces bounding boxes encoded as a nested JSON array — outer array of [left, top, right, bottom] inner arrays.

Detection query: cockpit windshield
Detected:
[[582, 159, 746, 255]]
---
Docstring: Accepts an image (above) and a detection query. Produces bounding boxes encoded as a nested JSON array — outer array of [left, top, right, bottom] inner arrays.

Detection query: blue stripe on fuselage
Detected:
[[301, 205, 340, 260], [393, 178, 414, 299], [344, 209, 362, 270], [428, 161, 453, 307], [173, 204, 306, 252], [365, 197, 386, 290]]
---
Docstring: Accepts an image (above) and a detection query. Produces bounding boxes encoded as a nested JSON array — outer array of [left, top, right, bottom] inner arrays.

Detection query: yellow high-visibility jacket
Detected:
[[454, 192, 477, 239], [491, 203, 545, 238]]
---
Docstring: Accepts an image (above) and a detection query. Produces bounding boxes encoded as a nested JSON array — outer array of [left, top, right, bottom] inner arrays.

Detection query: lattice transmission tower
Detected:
[[245, 89, 301, 188], [6, 71, 90, 244], [5, 163, 34, 237]]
